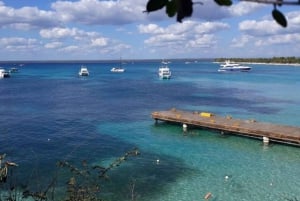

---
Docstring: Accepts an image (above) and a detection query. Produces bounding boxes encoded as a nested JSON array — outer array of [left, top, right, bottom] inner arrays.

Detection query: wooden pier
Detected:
[[151, 109, 300, 146]]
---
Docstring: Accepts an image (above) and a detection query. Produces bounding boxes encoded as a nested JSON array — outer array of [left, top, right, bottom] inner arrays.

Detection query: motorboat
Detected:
[[218, 60, 251, 72], [158, 61, 171, 79], [0, 68, 10, 78], [111, 67, 125, 73], [78, 66, 89, 76]]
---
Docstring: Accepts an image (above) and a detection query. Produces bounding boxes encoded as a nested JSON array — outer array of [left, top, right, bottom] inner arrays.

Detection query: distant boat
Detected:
[[111, 67, 125, 73], [9, 67, 19, 73], [218, 60, 251, 72], [0, 68, 10, 78], [111, 58, 125, 73], [158, 61, 171, 79], [78, 66, 89, 76]]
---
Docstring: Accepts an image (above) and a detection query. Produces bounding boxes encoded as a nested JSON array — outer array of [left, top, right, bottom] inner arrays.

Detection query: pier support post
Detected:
[[183, 124, 187, 133], [263, 137, 269, 145]]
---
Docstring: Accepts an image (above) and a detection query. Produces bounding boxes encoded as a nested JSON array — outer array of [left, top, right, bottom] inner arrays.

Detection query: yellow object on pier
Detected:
[[200, 112, 214, 118]]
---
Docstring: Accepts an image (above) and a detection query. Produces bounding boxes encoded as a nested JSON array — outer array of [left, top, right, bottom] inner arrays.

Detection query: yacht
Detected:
[[78, 66, 89, 76], [158, 61, 171, 79], [0, 68, 10, 78], [111, 67, 125, 73], [218, 60, 251, 72]]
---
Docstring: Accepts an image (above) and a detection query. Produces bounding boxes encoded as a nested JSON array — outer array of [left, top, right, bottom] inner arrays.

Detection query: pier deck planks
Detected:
[[151, 109, 300, 146]]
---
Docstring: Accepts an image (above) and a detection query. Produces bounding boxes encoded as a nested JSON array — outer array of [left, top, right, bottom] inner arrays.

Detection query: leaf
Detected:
[[166, 0, 177, 18], [176, 0, 193, 23], [272, 9, 287, 27], [214, 0, 232, 6], [146, 0, 167, 12]]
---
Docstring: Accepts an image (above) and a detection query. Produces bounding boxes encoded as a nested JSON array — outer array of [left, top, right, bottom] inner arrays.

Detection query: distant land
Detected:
[[214, 57, 300, 65], [0, 57, 300, 65]]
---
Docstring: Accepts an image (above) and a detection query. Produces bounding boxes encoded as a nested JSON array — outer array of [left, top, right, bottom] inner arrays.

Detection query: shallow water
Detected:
[[0, 61, 300, 201]]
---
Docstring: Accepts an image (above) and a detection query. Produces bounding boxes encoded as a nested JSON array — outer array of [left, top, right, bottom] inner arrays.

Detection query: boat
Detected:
[[110, 67, 125, 73], [0, 68, 10, 78], [78, 66, 89, 76], [111, 58, 125, 73], [158, 61, 171, 79], [218, 60, 251, 72], [9, 67, 19, 73]]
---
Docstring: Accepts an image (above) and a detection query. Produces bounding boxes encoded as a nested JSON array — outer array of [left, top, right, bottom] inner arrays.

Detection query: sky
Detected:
[[0, 0, 299, 61]]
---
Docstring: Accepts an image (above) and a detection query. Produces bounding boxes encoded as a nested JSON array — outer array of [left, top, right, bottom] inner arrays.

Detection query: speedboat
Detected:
[[111, 67, 125, 73], [158, 61, 171, 79], [78, 66, 89, 76], [0, 68, 10, 78], [218, 60, 251, 72]]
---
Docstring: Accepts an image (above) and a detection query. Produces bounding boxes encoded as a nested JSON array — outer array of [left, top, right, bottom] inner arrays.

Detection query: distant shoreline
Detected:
[[213, 61, 300, 66], [245, 62, 300, 66], [214, 57, 300, 66]]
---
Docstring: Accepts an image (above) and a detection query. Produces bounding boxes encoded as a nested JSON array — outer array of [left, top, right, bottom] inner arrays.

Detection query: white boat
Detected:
[[0, 68, 10, 78], [111, 58, 125, 73], [111, 67, 125, 73], [78, 66, 89, 76], [158, 61, 171, 79], [218, 60, 251, 72]]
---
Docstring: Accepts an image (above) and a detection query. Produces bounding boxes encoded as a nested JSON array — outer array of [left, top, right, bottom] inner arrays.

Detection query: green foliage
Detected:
[[145, 0, 289, 27], [214, 0, 232, 6], [146, 0, 167, 12], [0, 149, 140, 201], [166, 0, 177, 17], [176, 0, 193, 22], [272, 7, 287, 27], [145, 0, 194, 22]]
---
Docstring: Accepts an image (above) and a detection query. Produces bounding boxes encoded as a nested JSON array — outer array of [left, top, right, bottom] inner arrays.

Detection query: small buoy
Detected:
[[183, 124, 187, 132], [204, 192, 212, 200], [47, 138, 50, 141], [263, 137, 269, 145], [225, 175, 229, 180], [156, 159, 160, 164]]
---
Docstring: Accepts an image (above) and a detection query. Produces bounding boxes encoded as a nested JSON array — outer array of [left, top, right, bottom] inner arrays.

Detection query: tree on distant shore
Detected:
[[144, 0, 298, 27], [214, 57, 300, 64]]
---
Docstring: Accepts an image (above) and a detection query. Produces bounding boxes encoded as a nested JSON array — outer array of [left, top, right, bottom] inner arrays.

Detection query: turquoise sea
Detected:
[[1, 60, 300, 201]]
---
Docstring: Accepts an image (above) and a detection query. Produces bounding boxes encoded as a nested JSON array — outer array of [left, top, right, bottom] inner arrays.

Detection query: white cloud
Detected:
[[187, 34, 216, 48], [140, 20, 228, 47], [239, 20, 284, 36], [191, 1, 265, 21], [138, 24, 164, 34], [0, 3, 58, 30], [51, 0, 148, 25], [44, 42, 63, 49], [40, 27, 98, 39], [91, 37, 108, 47], [229, 2, 265, 17], [255, 33, 300, 46], [0, 37, 40, 51], [194, 22, 230, 34], [231, 35, 253, 47]]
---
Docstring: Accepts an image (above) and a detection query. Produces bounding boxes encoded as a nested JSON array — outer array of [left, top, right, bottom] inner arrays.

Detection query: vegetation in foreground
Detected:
[[0, 149, 140, 201]]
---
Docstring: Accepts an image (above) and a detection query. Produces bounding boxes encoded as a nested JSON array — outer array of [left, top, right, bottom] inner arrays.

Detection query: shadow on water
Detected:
[[1, 119, 197, 201]]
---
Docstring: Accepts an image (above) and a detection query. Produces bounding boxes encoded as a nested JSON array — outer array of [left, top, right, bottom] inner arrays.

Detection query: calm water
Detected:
[[1, 61, 300, 201]]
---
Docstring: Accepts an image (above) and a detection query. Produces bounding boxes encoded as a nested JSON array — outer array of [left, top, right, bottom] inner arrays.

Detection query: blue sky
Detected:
[[0, 0, 299, 61]]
